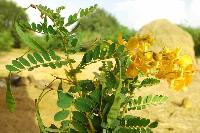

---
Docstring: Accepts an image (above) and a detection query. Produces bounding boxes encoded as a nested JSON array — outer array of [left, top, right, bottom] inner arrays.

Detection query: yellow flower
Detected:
[[125, 37, 139, 55], [126, 63, 138, 78], [111, 34, 195, 91], [155, 48, 195, 91], [178, 55, 193, 67], [117, 32, 127, 45]]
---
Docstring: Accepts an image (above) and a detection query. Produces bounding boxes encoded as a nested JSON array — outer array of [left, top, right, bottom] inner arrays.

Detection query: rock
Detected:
[[0, 78, 6, 89], [137, 19, 196, 63], [181, 97, 192, 109], [27, 74, 36, 83], [10, 74, 29, 86]]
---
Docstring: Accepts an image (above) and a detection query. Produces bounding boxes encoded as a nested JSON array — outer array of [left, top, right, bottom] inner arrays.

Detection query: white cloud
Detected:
[[112, 0, 186, 30], [186, 0, 200, 27]]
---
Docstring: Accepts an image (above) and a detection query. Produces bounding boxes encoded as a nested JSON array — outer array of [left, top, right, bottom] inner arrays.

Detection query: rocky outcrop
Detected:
[[137, 19, 196, 62]]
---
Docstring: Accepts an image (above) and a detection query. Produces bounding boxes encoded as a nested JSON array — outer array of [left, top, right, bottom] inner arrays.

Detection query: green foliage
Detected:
[[180, 25, 200, 56], [112, 115, 158, 132], [5, 3, 168, 133], [15, 22, 47, 52], [5, 50, 73, 72], [141, 78, 160, 87], [57, 91, 74, 109], [54, 110, 70, 121], [127, 95, 168, 111], [77, 8, 135, 51], [0, 0, 28, 49], [6, 73, 16, 112], [0, 31, 14, 51]]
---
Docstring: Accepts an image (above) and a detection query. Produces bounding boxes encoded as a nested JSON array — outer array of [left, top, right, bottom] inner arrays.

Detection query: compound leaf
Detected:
[[6, 73, 16, 112]]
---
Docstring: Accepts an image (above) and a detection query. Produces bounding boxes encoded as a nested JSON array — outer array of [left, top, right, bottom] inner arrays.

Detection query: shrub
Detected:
[[180, 25, 200, 56], [5, 4, 195, 133], [77, 8, 135, 51], [0, 31, 14, 51]]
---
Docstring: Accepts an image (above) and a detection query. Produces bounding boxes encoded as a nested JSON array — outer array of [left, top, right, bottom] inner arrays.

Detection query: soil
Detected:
[[0, 49, 200, 133]]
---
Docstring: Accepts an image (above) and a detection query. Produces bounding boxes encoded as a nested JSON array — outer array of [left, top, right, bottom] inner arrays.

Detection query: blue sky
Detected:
[[13, 0, 200, 30]]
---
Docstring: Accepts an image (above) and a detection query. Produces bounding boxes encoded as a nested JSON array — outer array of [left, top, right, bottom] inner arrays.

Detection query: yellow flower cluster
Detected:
[[117, 33, 195, 91]]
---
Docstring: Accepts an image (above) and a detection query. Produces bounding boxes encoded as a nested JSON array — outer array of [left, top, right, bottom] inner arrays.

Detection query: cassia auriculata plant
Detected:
[[5, 3, 195, 133]]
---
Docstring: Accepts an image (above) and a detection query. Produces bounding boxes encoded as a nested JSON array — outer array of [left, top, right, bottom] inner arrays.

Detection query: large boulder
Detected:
[[137, 19, 196, 62]]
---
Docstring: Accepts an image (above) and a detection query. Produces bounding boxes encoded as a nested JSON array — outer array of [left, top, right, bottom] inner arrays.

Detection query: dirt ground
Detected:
[[0, 49, 200, 133]]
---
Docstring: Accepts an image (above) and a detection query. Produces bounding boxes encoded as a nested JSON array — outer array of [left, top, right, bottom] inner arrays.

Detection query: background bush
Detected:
[[181, 25, 200, 56], [76, 8, 135, 51], [0, 31, 14, 51], [0, 0, 28, 50]]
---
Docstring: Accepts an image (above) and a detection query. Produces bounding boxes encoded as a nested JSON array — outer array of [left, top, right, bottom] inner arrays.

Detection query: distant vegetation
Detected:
[[0, 0, 28, 50], [76, 8, 135, 50], [180, 25, 200, 56]]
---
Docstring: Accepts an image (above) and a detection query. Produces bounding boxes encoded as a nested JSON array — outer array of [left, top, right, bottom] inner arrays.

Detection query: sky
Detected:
[[12, 0, 200, 30]]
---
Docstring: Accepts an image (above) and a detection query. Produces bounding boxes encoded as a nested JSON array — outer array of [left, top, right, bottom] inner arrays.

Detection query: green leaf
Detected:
[[80, 9, 85, 17], [70, 37, 78, 47], [100, 47, 107, 59], [33, 52, 44, 63], [28, 67, 34, 71], [137, 96, 142, 105], [60, 120, 69, 129], [72, 121, 87, 133], [31, 22, 37, 31], [110, 119, 120, 129], [18, 57, 31, 67], [115, 45, 124, 54], [108, 43, 116, 57], [93, 45, 100, 60], [68, 86, 82, 93], [141, 78, 160, 87], [72, 111, 88, 124], [146, 95, 152, 104], [5, 65, 19, 72], [29, 37, 47, 53], [148, 121, 158, 128], [90, 89, 100, 103], [74, 97, 94, 112], [106, 71, 116, 89], [107, 59, 122, 127], [55, 61, 62, 68], [41, 51, 51, 61], [47, 25, 55, 34], [84, 8, 89, 15], [6, 73, 16, 112], [54, 110, 69, 121], [48, 62, 56, 69], [12, 60, 25, 69], [57, 92, 74, 109], [140, 118, 150, 127], [37, 24, 42, 32], [49, 49, 61, 60], [78, 80, 95, 92], [87, 51, 94, 62], [15, 22, 46, 53], [27, 54, 37, 64]]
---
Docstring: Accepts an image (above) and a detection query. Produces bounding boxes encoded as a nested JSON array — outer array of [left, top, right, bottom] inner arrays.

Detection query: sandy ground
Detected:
[[0, 49, 200, 133]]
